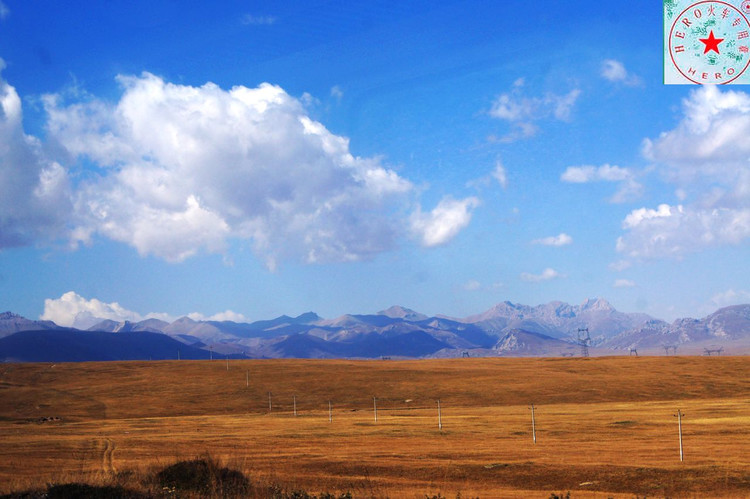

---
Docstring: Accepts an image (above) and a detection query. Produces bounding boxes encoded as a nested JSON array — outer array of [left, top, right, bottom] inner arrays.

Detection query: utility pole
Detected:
[[328, 401, 332, 423], [437, 399, 443, 431], [373, 397, 378, 423], [674, 409, 685, 462], [530, 404, 537, 444], [268, 392, 272, 414], [293, 395, 297, 417]]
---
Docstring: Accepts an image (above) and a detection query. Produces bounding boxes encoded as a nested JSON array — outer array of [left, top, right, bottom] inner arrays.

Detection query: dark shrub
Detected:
[[156, 457, 249, 496]]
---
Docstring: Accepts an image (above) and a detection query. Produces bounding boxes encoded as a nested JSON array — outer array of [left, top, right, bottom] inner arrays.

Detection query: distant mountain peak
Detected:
[[580, 297, 614, 311], [295, 312, 321, 323], [378, 306, 428, 321], [172, 316, 198, 325], [0, 312, 60, 337]]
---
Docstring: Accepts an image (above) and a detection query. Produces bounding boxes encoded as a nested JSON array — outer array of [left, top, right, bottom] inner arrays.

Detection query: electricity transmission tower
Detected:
[[577, 327, 591, 357]]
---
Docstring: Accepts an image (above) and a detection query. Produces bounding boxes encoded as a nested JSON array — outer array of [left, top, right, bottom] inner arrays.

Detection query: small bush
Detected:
[[156, 456, 249, 497]]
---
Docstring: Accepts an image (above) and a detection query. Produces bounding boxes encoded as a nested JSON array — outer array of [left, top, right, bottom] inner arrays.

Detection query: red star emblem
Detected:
[[700, 30, 724, 54]]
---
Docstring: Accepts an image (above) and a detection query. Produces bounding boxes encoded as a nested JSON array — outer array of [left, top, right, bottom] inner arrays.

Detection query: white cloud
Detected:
[[609, 178, 644, 204], [520, 267, 563, 282], [613, 279, 636, 288], [410, 196, 480, 247], [618, 86, 750, 259], [241, 14, 276, 25], [617, 203, 750, 258], [609, 259, 632, 272], [622, 204, 674, 229], [41, 291, 147, 329], [492, 160, 508, 189], [489, 79, 581, 142], [41, 291, 252, 329], [551, 89, 581, 121], [710, 289, 750, 308], [330, 85, 343, 100], [0, 1, 9, 20], [561, 164, 630, 183], [600, 59, 641, 86], [642, 85, 750, 181], [187, 310, 249, 323], [466, 158, 508, 191], [463, 279, 481, 291], [0, 62, 72, 248], [601, 59, 627, 81], [561, 164, 642, 203], [531, 233, 572, 247], [45, 73, 423, 265]]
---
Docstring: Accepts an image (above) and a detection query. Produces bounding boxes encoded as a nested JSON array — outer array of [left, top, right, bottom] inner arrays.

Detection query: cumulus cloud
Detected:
[[489, 78, 581, 142], [520, 267, 563, 282], [44, 73, 427, 266], [618, 86, 750, 259], [531, 233, 572, 247], [642, 85, 750, 181], [410, 196, 480, 247], [561, 164, 642, 203], [0, 61, 72, 248], [600, 59, 641, 86], [617, 203, 750, 258], [613, 279, 636, 288], [40, 291, 250, 329], [1, 69, 476, 263], [41, 291, 151, 329], [622, 204, 674, 229]]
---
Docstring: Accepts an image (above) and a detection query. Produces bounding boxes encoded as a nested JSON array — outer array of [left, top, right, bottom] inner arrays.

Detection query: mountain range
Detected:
[[1, 299, 749, 362]]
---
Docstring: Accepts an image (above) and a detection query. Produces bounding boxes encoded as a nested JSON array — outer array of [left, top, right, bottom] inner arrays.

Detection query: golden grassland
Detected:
[[0, 356, 749, 497]]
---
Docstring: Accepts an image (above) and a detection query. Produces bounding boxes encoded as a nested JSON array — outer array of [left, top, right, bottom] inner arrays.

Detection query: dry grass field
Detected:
[[0, 356, 749, 498]]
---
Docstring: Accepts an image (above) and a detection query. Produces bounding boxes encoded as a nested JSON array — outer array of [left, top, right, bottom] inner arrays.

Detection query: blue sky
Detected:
[[1, 0, 749, 326]]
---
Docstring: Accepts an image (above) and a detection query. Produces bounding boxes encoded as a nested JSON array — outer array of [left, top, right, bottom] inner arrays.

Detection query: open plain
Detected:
[[0, 356, 749, 498]]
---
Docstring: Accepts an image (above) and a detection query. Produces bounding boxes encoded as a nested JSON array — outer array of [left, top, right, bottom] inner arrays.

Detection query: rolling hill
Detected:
[[0, 311, 60, 338], [0, 329, 210, 362]]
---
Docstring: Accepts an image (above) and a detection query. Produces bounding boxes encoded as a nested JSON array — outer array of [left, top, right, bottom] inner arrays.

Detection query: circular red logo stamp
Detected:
[[669, 0, 750, 84]]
